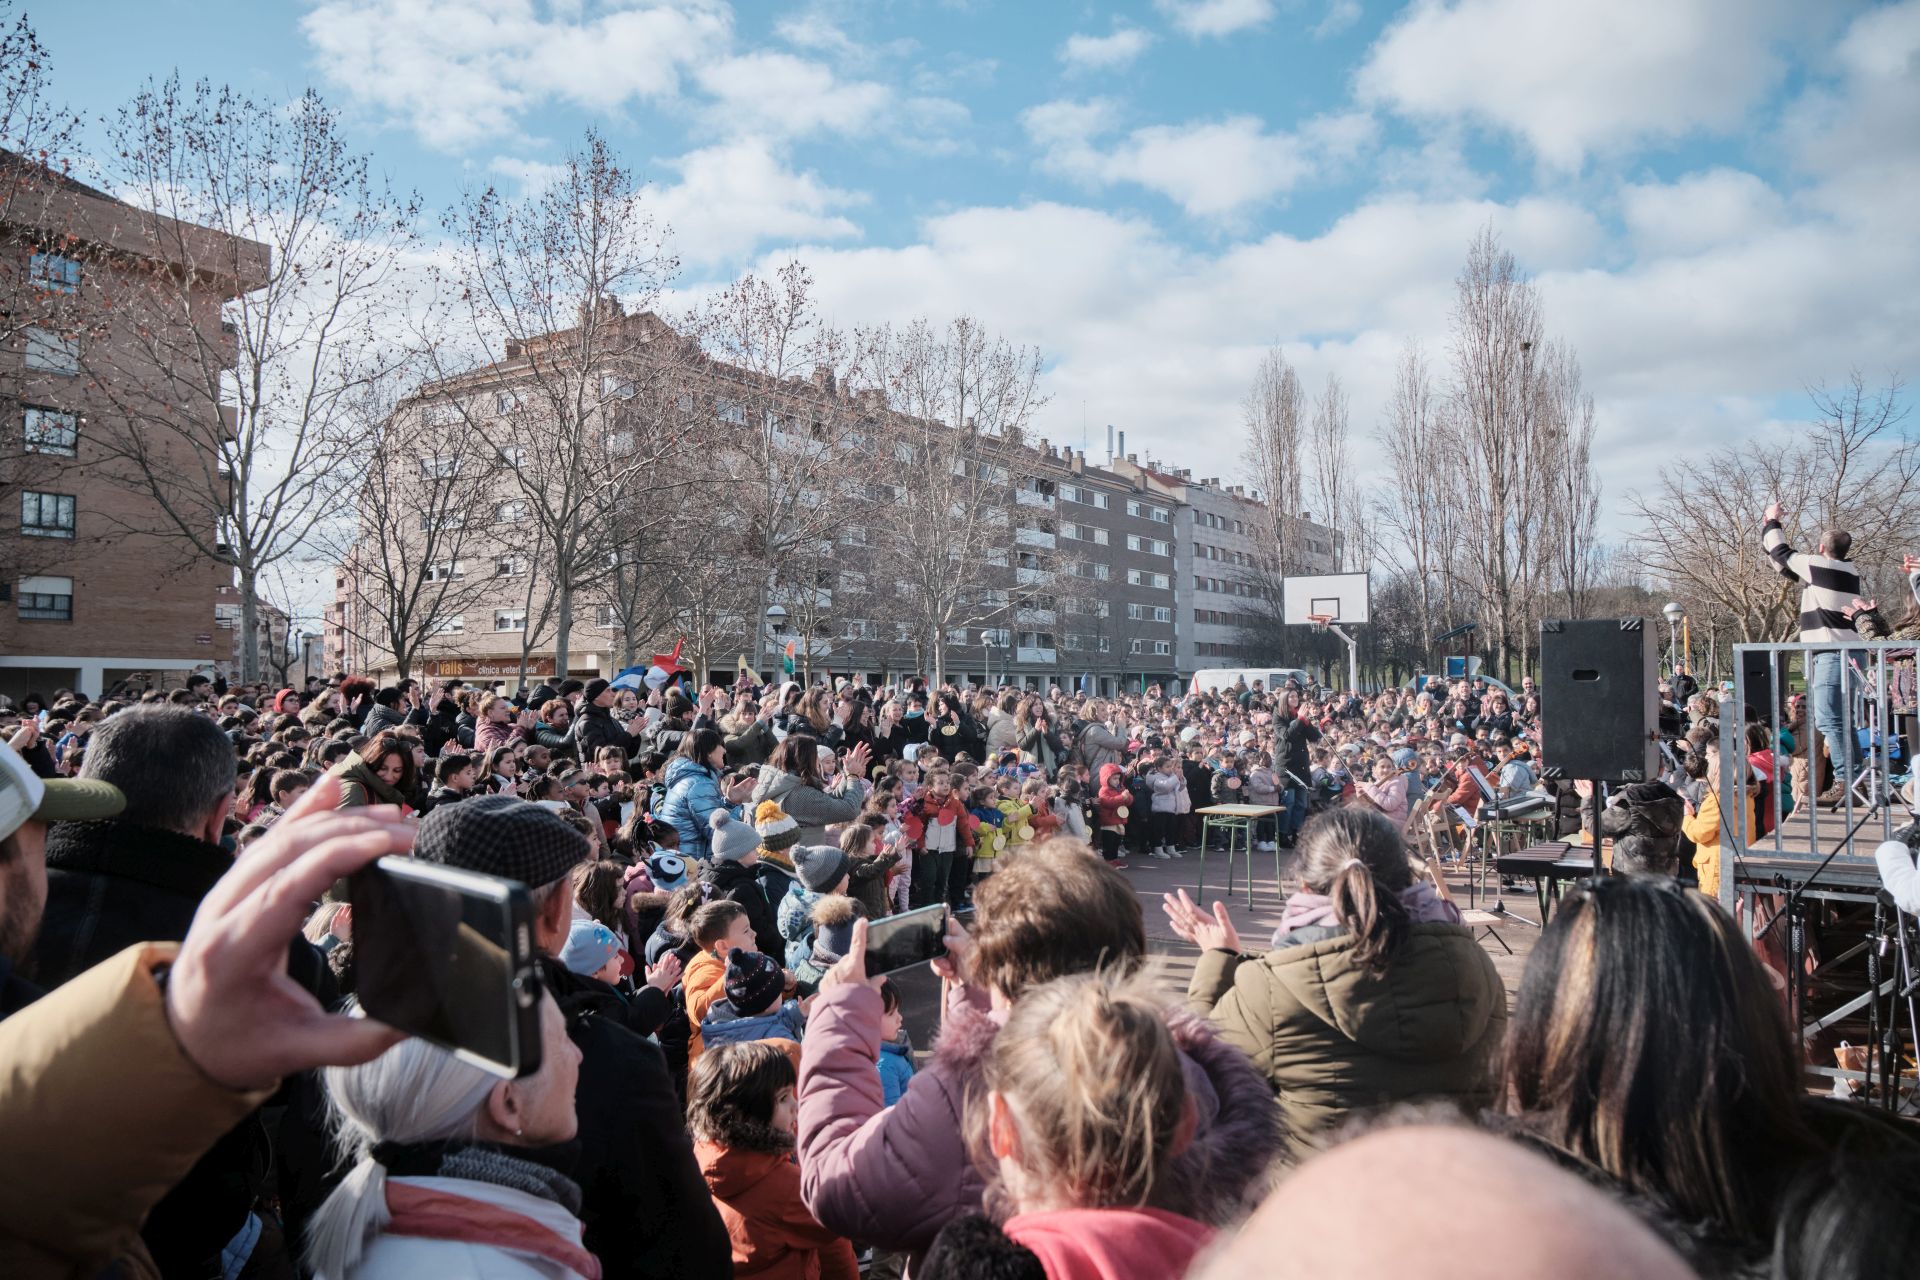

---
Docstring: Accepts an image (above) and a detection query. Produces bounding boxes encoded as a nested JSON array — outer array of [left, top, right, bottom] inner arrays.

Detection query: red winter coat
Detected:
[[695, 1141, 857, 1280], [899, 791, 977, 851], [1094, 763, 1131, 832]]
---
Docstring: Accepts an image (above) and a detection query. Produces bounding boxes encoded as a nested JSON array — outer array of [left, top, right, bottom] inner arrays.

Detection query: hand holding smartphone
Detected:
[[350, 857, 544, 1079]]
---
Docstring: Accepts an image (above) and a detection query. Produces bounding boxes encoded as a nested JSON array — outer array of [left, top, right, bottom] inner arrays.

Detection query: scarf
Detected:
[[758, 847, 795, 875], [374, 1140, 598, 1278], [1272, 879, 1461, 947]]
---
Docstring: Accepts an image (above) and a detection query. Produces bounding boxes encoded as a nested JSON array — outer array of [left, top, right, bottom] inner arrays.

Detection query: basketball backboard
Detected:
[[1282, 572, 1370, 626]]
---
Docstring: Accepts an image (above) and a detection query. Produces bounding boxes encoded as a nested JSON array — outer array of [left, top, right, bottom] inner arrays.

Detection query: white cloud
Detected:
[[1618, 169, 1784, 257], [692, 52, 890, 138], [1313, 0, 1362, 39], [300, 0, 731, 150], [1357, 0, 1799, 168], [1025, 100, 1376, 219], [1060, 26, 1156, 71], [649, 138, 864, 265], [1154, 0, 1277, 38]]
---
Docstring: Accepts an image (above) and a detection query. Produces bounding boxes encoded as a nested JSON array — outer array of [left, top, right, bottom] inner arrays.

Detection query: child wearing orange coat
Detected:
[[692, 1041, 857, 1280]]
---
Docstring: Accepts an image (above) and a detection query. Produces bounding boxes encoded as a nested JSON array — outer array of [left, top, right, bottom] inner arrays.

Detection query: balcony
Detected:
[[1015, 566, 1047, 586], [1015, 489, 1056, 509], [1014, 527, 1057, 551], [1015, 646, 1057, 665], [1015, 607, 1057, 626]]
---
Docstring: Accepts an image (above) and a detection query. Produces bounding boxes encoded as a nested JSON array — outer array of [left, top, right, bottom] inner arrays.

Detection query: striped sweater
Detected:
[[1763, 519, 1860, 643]]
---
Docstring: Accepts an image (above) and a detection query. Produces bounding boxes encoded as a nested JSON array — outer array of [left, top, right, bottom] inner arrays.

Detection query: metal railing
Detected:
[[1719, 640, 1915, 910]]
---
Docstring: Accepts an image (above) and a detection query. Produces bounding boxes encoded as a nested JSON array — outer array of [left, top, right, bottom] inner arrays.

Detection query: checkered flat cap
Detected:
[[414, 793, 590, 889]]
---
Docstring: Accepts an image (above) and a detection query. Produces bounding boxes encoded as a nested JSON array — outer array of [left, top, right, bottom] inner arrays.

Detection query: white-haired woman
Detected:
[[305, 992, 588, 1278]]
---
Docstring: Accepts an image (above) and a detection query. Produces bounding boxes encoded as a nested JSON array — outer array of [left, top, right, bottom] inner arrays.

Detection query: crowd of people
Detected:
[[1, 565, 1917, 1280]]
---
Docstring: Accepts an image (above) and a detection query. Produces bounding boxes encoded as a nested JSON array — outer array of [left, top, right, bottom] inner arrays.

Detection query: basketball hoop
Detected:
[[1307, 613, 1333, 632]]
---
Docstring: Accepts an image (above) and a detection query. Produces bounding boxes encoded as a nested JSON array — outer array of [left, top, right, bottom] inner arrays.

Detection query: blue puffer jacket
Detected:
[[701, 998, 806, 1049], [659, 756, 736, 859], [777, 882, 831, 969]]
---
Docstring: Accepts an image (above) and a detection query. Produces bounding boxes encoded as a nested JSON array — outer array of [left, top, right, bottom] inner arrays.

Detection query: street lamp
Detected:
[[765, 604, 787, 681], [1662, 602, 1686, 678]]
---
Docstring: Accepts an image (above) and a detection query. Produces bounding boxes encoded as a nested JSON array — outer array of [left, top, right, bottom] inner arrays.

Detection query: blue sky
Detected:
[[32, 0, 1920, 534]]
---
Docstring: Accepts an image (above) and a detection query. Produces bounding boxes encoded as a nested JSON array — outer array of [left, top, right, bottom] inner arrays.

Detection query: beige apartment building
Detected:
[[0, 153, 265, 701], [327, 307, 1339, 694]]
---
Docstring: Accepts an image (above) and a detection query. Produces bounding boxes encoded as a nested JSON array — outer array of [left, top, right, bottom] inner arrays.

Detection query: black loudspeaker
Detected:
[[1739, 649, 1775, 721], [1539, 618, 1658, 782]]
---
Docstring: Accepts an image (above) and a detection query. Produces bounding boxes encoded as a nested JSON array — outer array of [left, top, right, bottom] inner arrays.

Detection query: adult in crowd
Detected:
[[750, 734, 867, 846], [797, 838, 1280, 1269], [1764, 502, 1862, 794], [1273, 697, 1322, 847], [720, 696, 780, 766], [303, 992, 588, 1277], [660, 727, 755, 861], [0, 772, 413, 1280], [1168, 807, 1505, 1164], [413, 795, 732, 1279], [35, 706, 343, 1275], [1497, 874, 1920, 1275], [361, 685, 409, 737], [329, 731, 419, 811], [1069, 698, 1127, 774], [473, 691, 538, 753], [575, 677, 638, 760]]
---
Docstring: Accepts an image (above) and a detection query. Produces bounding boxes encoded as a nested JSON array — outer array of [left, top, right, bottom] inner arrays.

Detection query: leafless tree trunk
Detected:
[[85, 78, 416, 680], [1243, 347, 1306, 585], [432, 128, 685, 683], [862, 315, 1045, 689], [1308, 372, 1351, 570], [1446, 226, 1544, 684]]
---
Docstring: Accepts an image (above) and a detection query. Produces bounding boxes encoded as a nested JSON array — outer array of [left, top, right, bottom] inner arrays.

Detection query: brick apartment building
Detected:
[[327, 307, 1340, 696], [0, 154, 266, 701]]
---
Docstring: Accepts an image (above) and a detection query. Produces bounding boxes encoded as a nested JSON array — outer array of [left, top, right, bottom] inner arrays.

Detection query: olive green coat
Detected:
[[1187, 923, 1507, 1164]]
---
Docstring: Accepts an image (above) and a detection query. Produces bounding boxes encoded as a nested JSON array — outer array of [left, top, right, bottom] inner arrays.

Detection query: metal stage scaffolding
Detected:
[[1720, 640, 1918, 1108]]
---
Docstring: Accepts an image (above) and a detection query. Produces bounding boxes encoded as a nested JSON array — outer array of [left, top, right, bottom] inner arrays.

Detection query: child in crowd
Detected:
[[561, 918, 626, 988], [790, 893, 861, 997], [1022, 777, 1061, 841], [1148, 753, 1186, 859], [778, 844, 851, 969], [994, 775, 1036, 860], [424, 752, 477, 812], [686, 900, 756, 1061], [690, 1042, 859, 1280], [1095, 762, 1132, 870], [701, 949, 806, 1051], [917, 972, 1214, 1279], [876, 977, 915, 1107], [841, 821, 898, 922], [967, 784, 1006, 878], [902, 766, 975, 909]]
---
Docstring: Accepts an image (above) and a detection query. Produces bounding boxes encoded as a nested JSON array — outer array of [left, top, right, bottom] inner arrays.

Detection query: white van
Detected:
[[1188, 667, 1312, 697]]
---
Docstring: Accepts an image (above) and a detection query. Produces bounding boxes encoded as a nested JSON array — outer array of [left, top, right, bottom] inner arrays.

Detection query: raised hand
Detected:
[[1162, 888, 1243, 954]]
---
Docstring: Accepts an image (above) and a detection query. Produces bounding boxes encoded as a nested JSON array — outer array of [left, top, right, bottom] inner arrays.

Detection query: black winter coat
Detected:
[[704, 858, 782, 958], [32, 819, 335, 1277], [528, 958, 734, 1280], [575, 702, 638, 761]]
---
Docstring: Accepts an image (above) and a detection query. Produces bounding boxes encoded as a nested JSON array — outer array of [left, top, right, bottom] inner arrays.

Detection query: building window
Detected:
[[214, 602, 241, 629], [601, 373, 635, 400], [494, 390, 523, 414], [493, 609, 527, 631], [425, 560, 465, 582], [1097, 636, 1110, 653], [1126, 569, 1142, 587], [981, 627, 1011, 647], [1127, 602, 1144, 620], [21, 491, 75, 538], [1154, 639, 1171, 655], [946, 627, 970, 645], [1154, 605, 1172, 623], [595, 604, 618, 629], [29, 252, 81, 292], [1152, 572, 1169, 590], [420, 455, 461, 479], [495, 555, 526, 576], [499, 445, 526, 468], [23, 407, 78, 456], [495, 500, 528, 523], [1129, 638, 1144, 654], [420, 511, 467, 533], [604, 429, 635, 455], [431, 614, 466, 635], [25, 327, 78, 375], [17, 574, 72, 620], [840, 525, 868, 547], [716, 397, 747, 425]]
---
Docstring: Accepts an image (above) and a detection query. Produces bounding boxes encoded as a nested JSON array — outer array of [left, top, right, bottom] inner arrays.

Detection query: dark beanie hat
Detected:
[[793, 843, 850, 893], [583, 678, 611, 704], [724, 949, 785, 1016]]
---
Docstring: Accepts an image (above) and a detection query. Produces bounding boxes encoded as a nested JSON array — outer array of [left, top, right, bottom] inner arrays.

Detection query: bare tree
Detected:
[[1243, 347, 1307, 580], [85, 78, 417, 679], [1445, 225, 1544, 682], [1626, 372, 1915, 641], [1535, 340, 1602, 618], [433, 129, 686, 682], [319, 383, 511, 679], [1308, 372, 1351, 569], [864, 315, 1045, 688], [1374, 341, 1460, 662]]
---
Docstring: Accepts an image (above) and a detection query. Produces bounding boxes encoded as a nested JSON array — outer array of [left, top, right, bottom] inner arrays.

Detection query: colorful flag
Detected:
[[782, 640, 796, 676]]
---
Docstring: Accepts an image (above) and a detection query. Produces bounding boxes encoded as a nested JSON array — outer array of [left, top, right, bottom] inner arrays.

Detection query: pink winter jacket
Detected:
[[796, 979, 1283, 1268]]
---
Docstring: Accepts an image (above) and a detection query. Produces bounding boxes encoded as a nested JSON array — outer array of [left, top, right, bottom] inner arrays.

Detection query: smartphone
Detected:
[[863, 903, 951, 977], [350, 857, 544, 1079]]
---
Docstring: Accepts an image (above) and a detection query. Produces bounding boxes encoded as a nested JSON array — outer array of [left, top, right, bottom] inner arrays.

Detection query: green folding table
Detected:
[[1194, 803, 1287, 907]]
